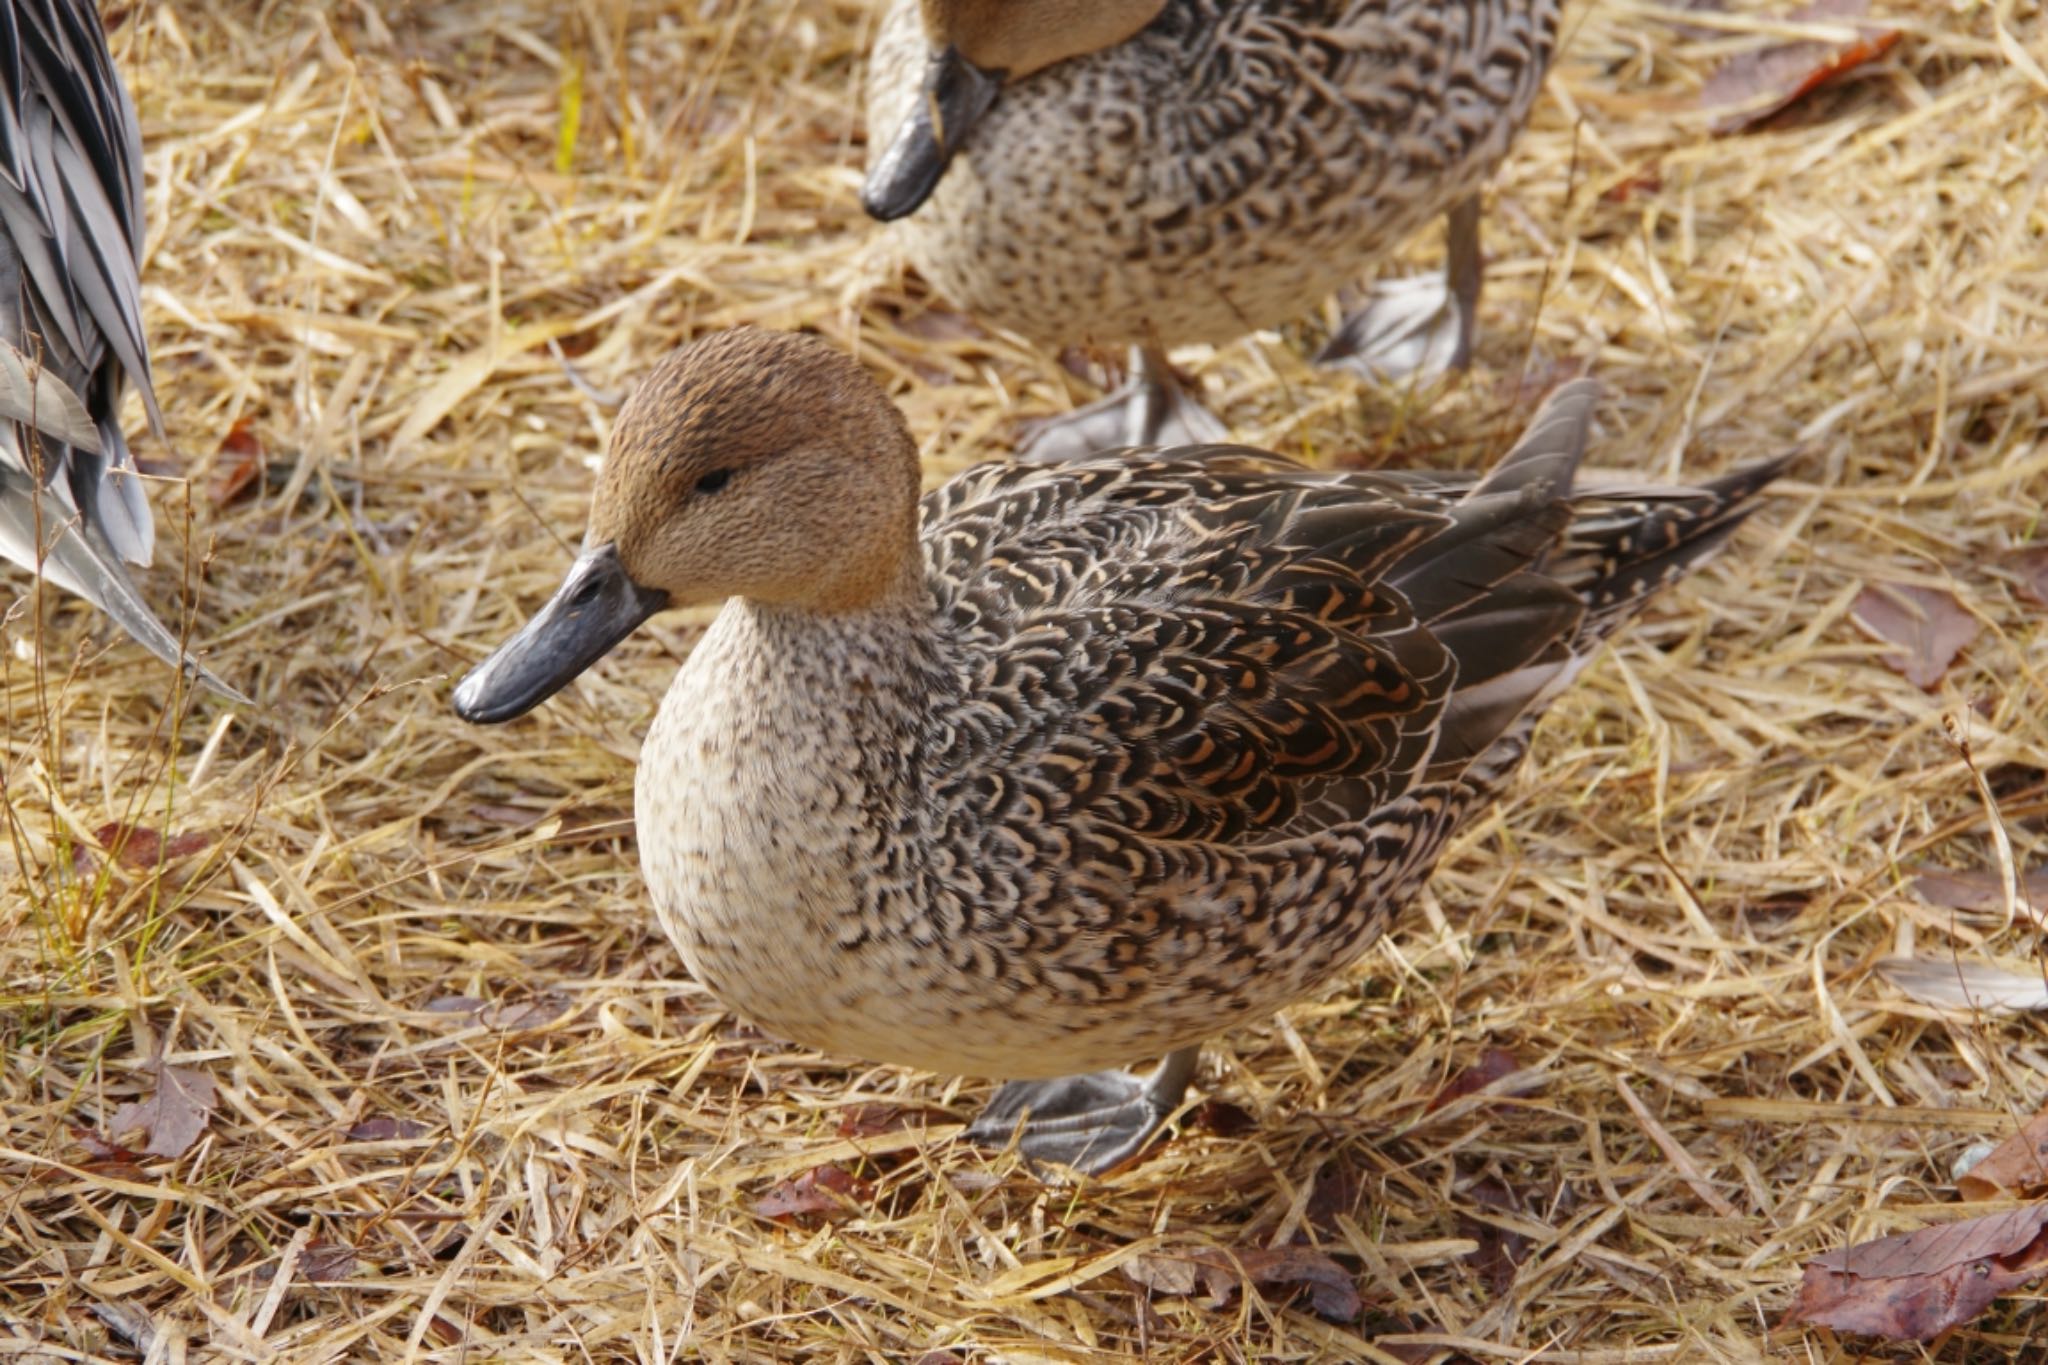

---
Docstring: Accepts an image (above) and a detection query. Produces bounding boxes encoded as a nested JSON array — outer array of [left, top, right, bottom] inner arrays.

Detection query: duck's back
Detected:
[[868, 0, 1561, 349]]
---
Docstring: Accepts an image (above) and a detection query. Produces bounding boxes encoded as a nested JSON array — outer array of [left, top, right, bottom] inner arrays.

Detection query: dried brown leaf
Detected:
[[1850, 583, 1979, 689], [1958, 1108, 2048, 1202], [1122, 1246, 1362, 1323], [1701, 0, 1903, 133], [209, 415, 264, 507], [2012, 546, 2048, 607], [752, 1164, 872, 1222], [835, 1103, 951, 1140], [76, 823, 213, 878], [1461, 1177, 1533, 1296], [107, 1059, 217, 1159], [1787, 1205, 2048, 1340], [1877, 956, 2048, 1013], [1428, 1047, 1526, 1112], [1911, 865, 2048, 916]]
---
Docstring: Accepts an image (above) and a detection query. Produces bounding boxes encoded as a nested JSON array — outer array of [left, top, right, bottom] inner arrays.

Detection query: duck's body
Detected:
[[0, 0, 237, 696], [860, 0, 1548, 458], [455, 331, 1783, 1170], [868, 0, 1557, 351]]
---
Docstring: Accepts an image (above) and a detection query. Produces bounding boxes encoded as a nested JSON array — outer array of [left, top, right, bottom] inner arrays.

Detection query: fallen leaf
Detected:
[[1123, 1246, 1362, 1324], [835, 1103, 951, 1140], [107, 1058, 217, 1159], [424, 995, 486, 1015], [1191, 1098, 1259, 1137], [1299, 1155, 1367, 1243], [1957, 1107, 2048, 1202], [302, 1242, 359, 1284], [1460, 1177, 1533, 1296], [421, 994, 567, 1030], [1701, 0, 1903, 134], [209, 416, 264, 507], [70, 1125, 146, 1165], [1910, 865, 2048, 925], [752, 1164, 872, 1222], [1428, 1047, 1526, 1112], [84, 822, 212, 873], [346, 1116, 431, 1142], [1786, 1205, 2048, 1341], [2012, 547, 2048, 606], [1877, 956, 2048, 1013], [1850, 583, 1979, 689]]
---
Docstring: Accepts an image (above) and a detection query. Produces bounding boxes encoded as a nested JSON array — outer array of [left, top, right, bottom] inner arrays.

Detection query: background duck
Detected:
[[864, 0, 1563, 460], [0, 0, 239, 698], [454, 328, 1784, 1173]]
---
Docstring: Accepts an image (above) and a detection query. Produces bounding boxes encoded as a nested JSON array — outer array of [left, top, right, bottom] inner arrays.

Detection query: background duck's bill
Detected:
[[451, 544, 667, 724], [860, 45, 1002, 221]]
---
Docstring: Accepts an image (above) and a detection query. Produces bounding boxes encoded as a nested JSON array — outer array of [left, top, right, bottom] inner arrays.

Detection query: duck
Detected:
[[453, 328, 1782, 1174], [0, 0, 241, 699], [862, 0, 1564, 461]]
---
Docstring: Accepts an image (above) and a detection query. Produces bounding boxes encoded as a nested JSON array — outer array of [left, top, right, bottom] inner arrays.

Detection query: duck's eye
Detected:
[[694, 468, 733, 495]]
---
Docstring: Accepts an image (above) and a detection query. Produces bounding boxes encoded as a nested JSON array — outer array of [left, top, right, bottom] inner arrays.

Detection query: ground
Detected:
[[3, 1, 2046, 1360]]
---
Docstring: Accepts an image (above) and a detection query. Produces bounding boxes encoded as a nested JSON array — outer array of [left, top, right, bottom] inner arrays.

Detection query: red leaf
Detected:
[[84, 822, 212, 873], [302, 1242, 359, 1284], [1191, 1098, 1259, 1137], [107, 1058, 217, 1159], [1428, 1048, 1526, 1112], [1123, 1246, 1362, 1323], [1851, 583, 1979, 689], [1701, 0, 1903, 134], [70, 1125, 145, 1165], [1958, 1109, 2048, 1202], [1786, 1205, 2048, 1340], [752, 1164, 872, 1222], [1299, 1156, 1367, 1242], [835, 1103, 950, 1139], [209, 416, 264, 507]]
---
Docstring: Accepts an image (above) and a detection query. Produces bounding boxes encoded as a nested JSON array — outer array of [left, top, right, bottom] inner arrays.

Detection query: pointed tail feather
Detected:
[[0, 488, 247, 702]]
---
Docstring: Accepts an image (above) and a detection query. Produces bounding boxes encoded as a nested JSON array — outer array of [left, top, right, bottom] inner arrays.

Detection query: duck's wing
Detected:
[[920, 381, 1781, 849], [0, 0, 240, 698]]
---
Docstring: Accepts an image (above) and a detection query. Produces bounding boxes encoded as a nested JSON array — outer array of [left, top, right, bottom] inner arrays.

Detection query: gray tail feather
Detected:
[[0, 492, 246, 703]]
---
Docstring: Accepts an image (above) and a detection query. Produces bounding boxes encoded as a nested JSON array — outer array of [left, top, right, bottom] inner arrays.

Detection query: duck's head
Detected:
[[862, 0, 1168, 222], [451, 329, 921, 724]]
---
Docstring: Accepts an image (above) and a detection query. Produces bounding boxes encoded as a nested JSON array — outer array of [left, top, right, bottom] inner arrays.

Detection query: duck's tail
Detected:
[[0, 424, 246, 704], [1403, 380, 1787, 790]]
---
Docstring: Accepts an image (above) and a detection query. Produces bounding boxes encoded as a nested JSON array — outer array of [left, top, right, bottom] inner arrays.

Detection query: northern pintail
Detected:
[[864, 0, 1562, 461], [454, 328, 1782, 1172], [0, 0, 240, 698]]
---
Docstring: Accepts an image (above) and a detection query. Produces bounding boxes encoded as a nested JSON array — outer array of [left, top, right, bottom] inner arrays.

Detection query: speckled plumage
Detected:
[[865, 0, 1561, 350], [612, 336, 1782, 1085]]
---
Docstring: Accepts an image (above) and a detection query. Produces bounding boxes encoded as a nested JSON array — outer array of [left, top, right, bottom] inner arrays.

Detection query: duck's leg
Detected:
[[1018, 348, 1229, 462], [1314, 194, 1483, 380], [965, 1047, 1201, 1175]]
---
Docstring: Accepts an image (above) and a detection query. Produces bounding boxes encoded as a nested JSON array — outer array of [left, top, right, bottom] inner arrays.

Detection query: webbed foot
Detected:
[[1315, 195, 1483, 380], [1019, 349, 1229, 462], [965, 1048, 1200, 1175]]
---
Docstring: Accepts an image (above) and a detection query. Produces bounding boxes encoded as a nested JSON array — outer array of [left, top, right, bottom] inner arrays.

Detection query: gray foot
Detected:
[[1316, 194, 1483, 380], [965, 1048, 1200, 1175], [1019, 349, 1230, 462]]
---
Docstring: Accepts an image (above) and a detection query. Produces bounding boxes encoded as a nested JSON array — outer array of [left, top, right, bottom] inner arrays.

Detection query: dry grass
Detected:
[[3, 0, 2045, 1359]]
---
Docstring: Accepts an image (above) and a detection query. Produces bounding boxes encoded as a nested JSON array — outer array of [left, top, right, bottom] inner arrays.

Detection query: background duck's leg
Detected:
[[1018, 347, 1229, 462], [965, 1046, 1201, 1175], [1314, 194, 1483, 379]]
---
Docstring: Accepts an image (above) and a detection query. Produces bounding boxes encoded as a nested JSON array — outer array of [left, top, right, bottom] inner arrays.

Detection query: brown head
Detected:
[[452, 329, 923, 723], [863, 0, 1167, 221], [919, 0, 1167, 81]]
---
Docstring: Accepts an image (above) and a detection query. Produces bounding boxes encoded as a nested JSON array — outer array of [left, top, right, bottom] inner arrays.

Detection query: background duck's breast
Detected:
[[867, 0, 1561, 349]]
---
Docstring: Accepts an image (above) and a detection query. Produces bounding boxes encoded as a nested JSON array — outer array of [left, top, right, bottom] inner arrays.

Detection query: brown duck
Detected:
[[864, 0, 1564, 459], [454, 329, 1782, 1173]]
